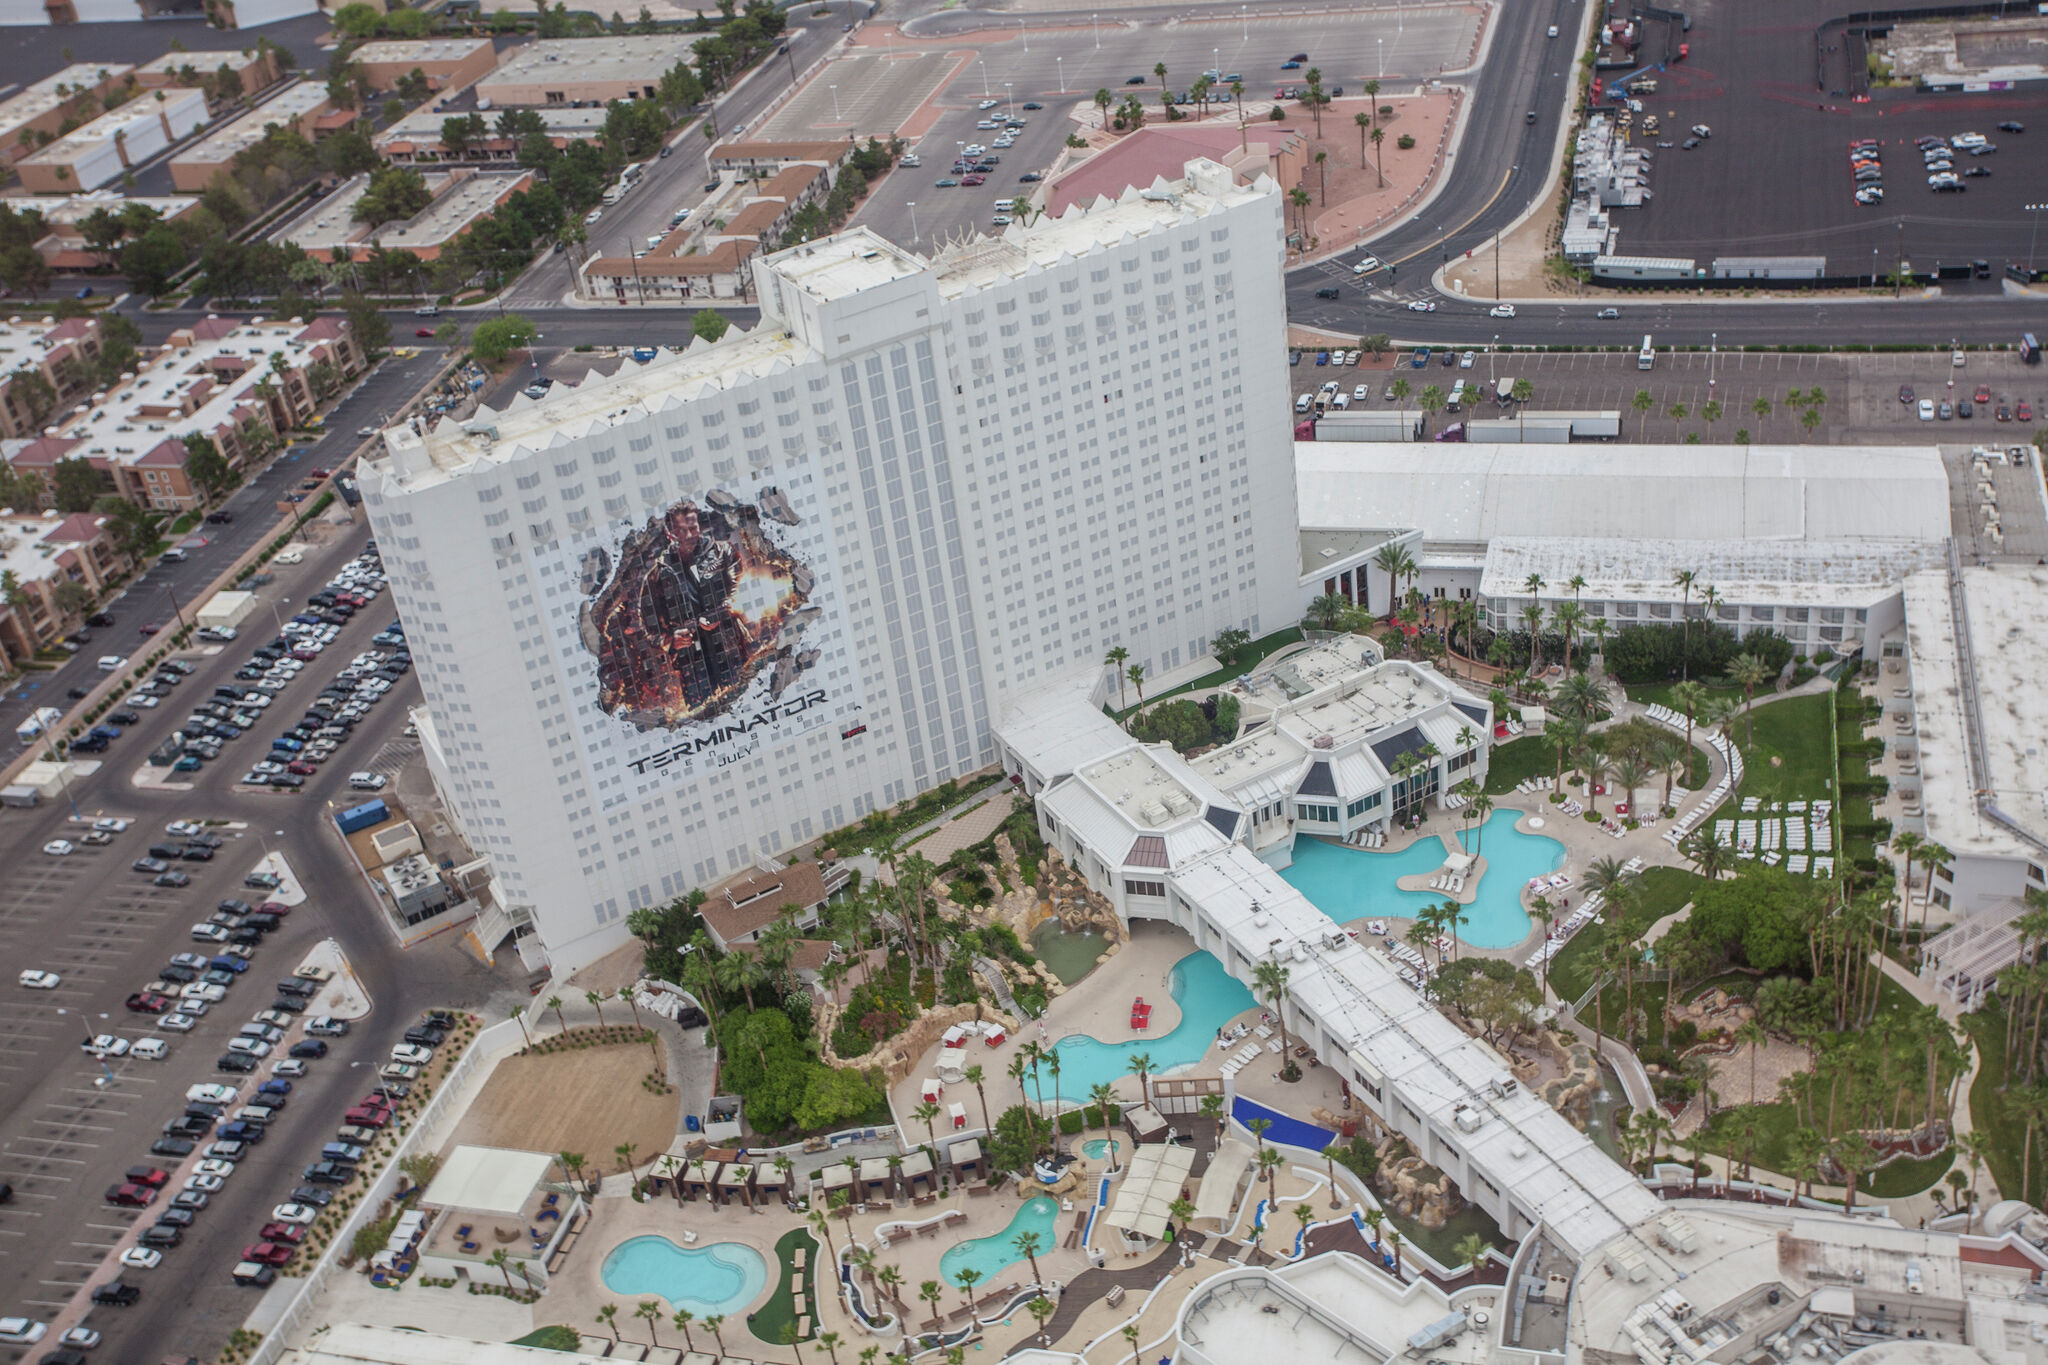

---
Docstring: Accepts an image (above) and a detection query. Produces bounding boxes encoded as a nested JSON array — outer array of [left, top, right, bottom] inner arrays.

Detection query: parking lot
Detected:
[[847, 5, 1480, 250], [0, 524, 516, 1364], [1615, 0, 2048, 277], [1289, 345, 2048, 444]]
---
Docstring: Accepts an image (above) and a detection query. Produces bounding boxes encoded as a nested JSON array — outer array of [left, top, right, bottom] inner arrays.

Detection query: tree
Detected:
[[635, 1301, 664, 1347], [472, 314, 539, 362], [692, 308, 730, 342], [1287, 186, 1311, 242], [1254, 959, 1297, 1080], [1667, 401, 1688, 441], [596, 1304, 621, 1343], [1013, 1228, 1044, 1287], [1370, 125, 1386, 187], [1212, 626, 1251, 668], [181, 434, 238, 501], [119, 226, 190, 298], [352, 164, 432, 227], [918, 1279, 945, 1330], [1700, 398, 1723, 440], [49, 457, 104, 513], [1455, 1232, 1490, 1279], [1631, 388, 1655, 440]]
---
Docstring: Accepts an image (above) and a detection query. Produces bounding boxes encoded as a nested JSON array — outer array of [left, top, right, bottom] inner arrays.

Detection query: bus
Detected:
[[2023, 332, 2040, 365], [1637, 335, 1655, 370]]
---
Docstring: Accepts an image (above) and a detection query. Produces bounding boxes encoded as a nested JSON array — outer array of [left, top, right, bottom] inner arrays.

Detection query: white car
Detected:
[[272, 1202, 318, 1225], [93, 817, 130, 833], [81, 1034, 131, 1059], [1406, 300, 1436, 312], [272, 1059, 308, 1078], [184, 1173, 224, 1194], [18, 970, 59, 990], [584, 208, 603, 225], [1352, 255, 1381, 274], [1352, 384, 1370, 402], [132, 1038, 170, 1060], [1460, 351, 1476, 368], [42, 840, 74, 856], [1918, 398, 1936, 420], [118, 1247, 162, 1270], [124, 693, 159, 708], [0, 1318, 46, 1345], [1489, 304, 1516, 318], [181, 982, 227, 1003], [977, 98, 1000, 109], [194, 1158, 236, 1180], [58, 1328, 100, 1349], [166, 821, 202, 837], [390, 1043, 435, 1066], [159, 1013, 196, 1032]]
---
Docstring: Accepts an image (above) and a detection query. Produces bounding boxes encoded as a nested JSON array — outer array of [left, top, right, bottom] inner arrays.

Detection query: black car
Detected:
[[180, 846, 215, 862], [228, 927, 264, 946], [1315, 287, 1340, 299], [290, 1185, 336, 1207], [403, 1026, 446, 1047], [188, 833, 223, 849], [276, 978, 318, 998], [158, 964, 199, 984], [163, 1117, 211, 1140], [90, 1279, 141, 1305], [108, 709, 139, 725], [220, 1121, 265, 1144], [138, 1224, 183, 1249], [153, 1207, 195, 1229], [150, 1136, 197, 1158], [205, 511, 234, 524], [290, 1039, 328, 1059], [87, 612, 115, 628], [301, 1161, 354, 1186], [185, 1102, 226, 1120], [246, 912, 283, 932], [270, 995, 307, 1014], [216, 1052, 257, 1073], [270, 774, 305, 790]]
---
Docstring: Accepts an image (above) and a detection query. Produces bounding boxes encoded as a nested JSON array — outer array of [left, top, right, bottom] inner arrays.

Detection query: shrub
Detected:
[[1397, 133, 1416, 149]]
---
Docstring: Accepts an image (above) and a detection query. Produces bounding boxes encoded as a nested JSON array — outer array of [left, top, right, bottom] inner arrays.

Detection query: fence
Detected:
[[247, 1017, 527, 1365]]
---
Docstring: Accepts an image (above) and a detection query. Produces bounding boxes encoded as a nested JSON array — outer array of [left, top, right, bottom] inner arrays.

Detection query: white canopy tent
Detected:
[[1192, 1139, 1252, 1228], [1102, 1143, 1195, 1242], [420, 1146, 553, 1217]]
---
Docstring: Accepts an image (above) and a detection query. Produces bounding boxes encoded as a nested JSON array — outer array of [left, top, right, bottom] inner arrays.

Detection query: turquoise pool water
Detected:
[[600, 1238, 769, 1313], [1278, 810, 1564, 949], [1027, 951, 1255, 1097], [1081, 1137, 1119, 1160], [939, 1196, 1059, 1282]]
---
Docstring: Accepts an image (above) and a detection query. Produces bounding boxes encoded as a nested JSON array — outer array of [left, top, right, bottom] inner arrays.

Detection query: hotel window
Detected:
[[1448, 750, 1475, 772], [2029, 864, 2044, 885], [1296, 802, 1338, 823], [1345, 792, 1383, 818], [1751, 605, 1775, 622], [1614, 602, 1637, 618], [1124, 879, 1166, 898]]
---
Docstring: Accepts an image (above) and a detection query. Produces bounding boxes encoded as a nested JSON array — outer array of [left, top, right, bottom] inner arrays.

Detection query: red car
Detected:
[[2022, 401, 2035, 422], [137, 622, 161, 636], [1975, 385, 1992, 404], [125, 991, 173, 1014], [241, 1241, 296, 1266], [286, 761, 317, 776], [259, 1222, 307, 1244], [960, 174, 986, 186], [416, 327, 434, 337], [309, 468, 330, 479], [343, 1106, 392, 1129], [124, 1165, 169, 1188], [258, 902, 292, 916], [105, 1183, 156, 1207]]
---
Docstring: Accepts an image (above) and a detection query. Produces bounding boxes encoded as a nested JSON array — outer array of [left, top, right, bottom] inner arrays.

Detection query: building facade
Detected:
[[0, 509, 128, 668], [361, 158, 1299, 973]]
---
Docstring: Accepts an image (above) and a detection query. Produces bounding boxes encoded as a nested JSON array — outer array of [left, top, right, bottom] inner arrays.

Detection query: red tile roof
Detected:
[[44, 318, 95, 343], [40, 511, 106, 544], [188, 317, 242, 341], [134, 438, 188, 468], [294, 317, 347, 343], [6, 435, 81, 468]]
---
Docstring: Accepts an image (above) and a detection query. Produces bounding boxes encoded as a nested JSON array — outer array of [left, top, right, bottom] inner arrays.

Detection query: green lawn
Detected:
[[748, 1226, 820, 1345], [1546, 866, 1706, 1003], [1111, 626, 1304, 718], [509, 1326, 579, 1351], [1733, 693, 1835, 805], [1964, 1004, 2034, 1205], [1624, 682, 1739, 715], [1483, 735, 1552, 795]]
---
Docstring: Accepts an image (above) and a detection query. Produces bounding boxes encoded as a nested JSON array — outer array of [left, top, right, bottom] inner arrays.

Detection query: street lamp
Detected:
[[1378, 37, 1384, 78], [1056, 55, 1065, 92], [907, 201, 918, 243], [1005, 81, 1014, 118], [979, 58, 990, 96], [1437, 223, 1447, 262], [2028, 202, 2048, 276], [829, 84, 841, 119], [1490, 334, 1498, 385], [1092, 11, 1099, 47], [1020, 18, 1027, 52], [1240, 4, 1246, 40], [1708, 331, 1716, 391]]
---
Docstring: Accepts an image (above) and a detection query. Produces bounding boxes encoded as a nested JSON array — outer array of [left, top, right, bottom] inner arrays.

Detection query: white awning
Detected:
[[420, 1146, 552, 1217], [950, 1138, 982, 1165], [1102, 1143, 1195, 1241], [859, 1158, 892, 1183], [1442, 851, 1475, 873], [1193, 1139, 1252, 1227], [900, 1151, 934, 1180], [821, 1164, 855, 1190]]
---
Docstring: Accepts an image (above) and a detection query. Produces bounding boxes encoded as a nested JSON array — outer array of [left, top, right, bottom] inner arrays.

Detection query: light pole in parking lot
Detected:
[[1020, 19, 1027, 52], [1378, 38, 1384, 78], [1057, 56, 1065, 92], [1005, 82, 1014, 117], [1436, 223, 1447, 263], [1708, 332, 1716, 392], [979, 58, 991, 96], [1240, 5, 1246, 41], [908, 201, 919, 243], [2027, 203, 2048, 276], [1092, 12, 1099, 48], [830, 84, 841, 119], [1490, 334, 1498, 386]]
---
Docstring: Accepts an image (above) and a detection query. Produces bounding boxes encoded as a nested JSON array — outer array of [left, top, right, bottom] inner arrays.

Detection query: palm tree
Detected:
[[545, 994, 566, 1034], [1154, 60, 1168, 92], [818, 1332, 843, 1365], [954, 1266, 983, 1321], [1892, 829, 1924, 918], [1287, 186, 1312, 242], [1361, 1206, 1384, 1250], [964, 1063, 990, 1134], [1355, 109, 1371, 166], [1123, 1323, 1142, 1365], [1654, 731, 1690, 812], [1613, 755, 1652, 818], [1916, 843, 1953, 931], [1013, 1228, 1045, 1286], [1632, 388, 1655, 439], [1253, 959, 1294, 1075], [1126, 662, 1148, 723], [1028, 1296, 1056, 1345], [1314, 148, 1329, 204], [1519, 603, 1545, 670], [487, 1245, 515, 1290], [919, 1279, 945, 1331], [1667, 400, 1689, 440], [637, 1302, 665, 1347], [596, 1304, 621, 1343], [1724, 652, 1771, 746], [781, 1323, 807, 1365], [913, 1100, 941, 1150], [1385, 1226, 1404, 1276], [1553, 601, 1586, 673], [1369, 125, 1386, 187], [706, 1315, 727, 1357], [1046, 1048, 1064, 1124], [1683, 827, 1732, 880], [1455, 1232, 1490, 1279], [1669, 678, 1709, 756], [875, 1265, 903, 1314], [1105, 646, 1129, 714], [1321, 1140, 1347, 1208], [1127, 1051, 1155, 1103], [1735, 1019, 1768, 1106], [1089, 1081, 1117, 1150], [586, 988, 609, 1028]]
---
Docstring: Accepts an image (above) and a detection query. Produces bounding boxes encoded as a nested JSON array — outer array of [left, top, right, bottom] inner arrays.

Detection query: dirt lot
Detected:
[[445, 1033, 678, 1163]]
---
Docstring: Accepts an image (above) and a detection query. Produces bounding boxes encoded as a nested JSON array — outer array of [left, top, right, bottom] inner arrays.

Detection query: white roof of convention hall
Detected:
[[1295, 444, 1952, 547], [1904, 567, 2048, 859], [1481, 536, 1951, 606], [420, 1145, 552, 1215], [999, 668, 1133, 785], [0, 64, 133, 137], [1169, 841, 1662, 1258], [282, 1321, 599, 1365], [366, 323, 811, 491]]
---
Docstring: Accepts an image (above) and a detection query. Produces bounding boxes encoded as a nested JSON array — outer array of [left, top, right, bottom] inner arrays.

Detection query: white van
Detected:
[[98, 655, 127, 672], [1446, 380, 1465, 411], [348, 772, 387, 790], [1294, 394, 1313, 414], [993, 198, 1015, 212], [414, 305, 439, 318], [1331, 392, 1350, 409]]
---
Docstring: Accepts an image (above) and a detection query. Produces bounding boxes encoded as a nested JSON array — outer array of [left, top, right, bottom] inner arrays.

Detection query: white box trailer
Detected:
[[1312, 411, 1425, 442], [197, 589, 259, 631]]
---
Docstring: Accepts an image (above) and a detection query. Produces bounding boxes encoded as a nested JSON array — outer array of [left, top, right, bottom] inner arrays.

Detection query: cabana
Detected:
[[920, 1077, 944, 1103], [716, 1161, 755, 1207], [949, 1138, 985, 1183], [858, 1157, 896, 1204], [820, 1161, 857, 1203], [756, 1159, 790, 1208], [1442, 851, 1475, 875], [1124, 1103, 1170, 1145], [683, 1158, 719, 1201], [899, 1149, 936, 1196]]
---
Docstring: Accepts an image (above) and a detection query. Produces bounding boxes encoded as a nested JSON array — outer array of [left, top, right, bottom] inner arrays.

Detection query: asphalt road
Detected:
[[0, 351, 443, 743], [0, 522, 521, 1365]]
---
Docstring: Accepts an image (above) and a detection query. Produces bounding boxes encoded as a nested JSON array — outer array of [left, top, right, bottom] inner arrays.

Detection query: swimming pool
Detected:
[[938, 1196, 1060, 1282], [1278, 810, 1564, 949], [600, 1237, 769, 1314], [1027, 951, 1255, 1097]]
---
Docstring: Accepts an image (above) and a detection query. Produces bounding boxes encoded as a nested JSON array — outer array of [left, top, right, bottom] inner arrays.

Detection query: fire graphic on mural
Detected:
[[578, 487, 822, 732]]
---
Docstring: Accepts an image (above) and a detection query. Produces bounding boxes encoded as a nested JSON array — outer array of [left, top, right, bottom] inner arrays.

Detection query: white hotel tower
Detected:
[[360, 158, 1302, 972]]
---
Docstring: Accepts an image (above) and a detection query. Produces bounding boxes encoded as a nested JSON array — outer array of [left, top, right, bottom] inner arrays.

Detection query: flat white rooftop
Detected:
[[1480, 535, 1950, 606], [476, 36, 697, 90], [350, 37, 494, 65], [378, 102, 604, 144], [1904, 565, 2048, 859], [177, 82, 333, 167], [0, 64, 132, 135]]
